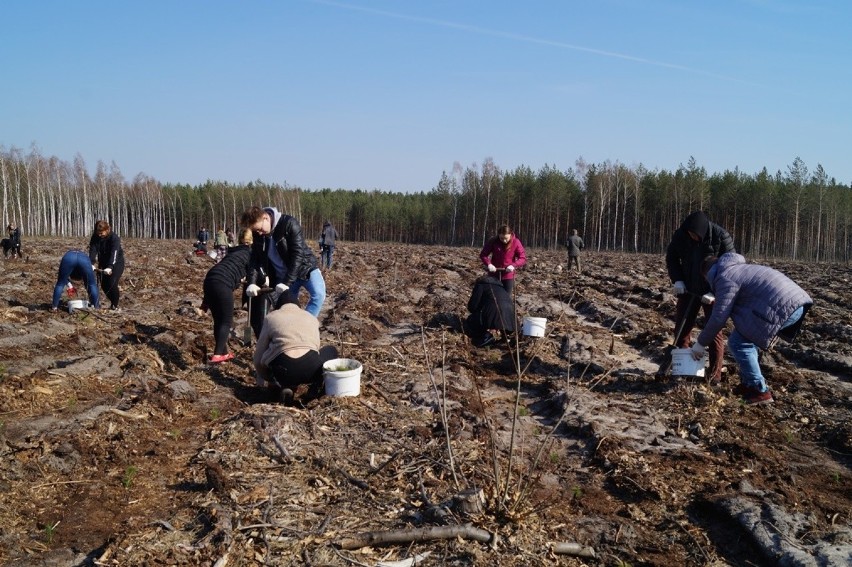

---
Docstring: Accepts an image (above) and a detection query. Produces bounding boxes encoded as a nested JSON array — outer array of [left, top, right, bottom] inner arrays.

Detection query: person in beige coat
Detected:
[[253, 294, 337, 403]]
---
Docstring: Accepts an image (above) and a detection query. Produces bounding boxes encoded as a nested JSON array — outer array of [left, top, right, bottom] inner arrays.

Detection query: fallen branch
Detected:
[[334, 524, 495, 550], [377, 551, 432, 567], [109, 408, 148, 420], [550, 541, 597, 558]]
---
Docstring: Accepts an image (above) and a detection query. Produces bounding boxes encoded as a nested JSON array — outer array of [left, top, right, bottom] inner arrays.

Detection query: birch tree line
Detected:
[[1, 145, 850, 262]]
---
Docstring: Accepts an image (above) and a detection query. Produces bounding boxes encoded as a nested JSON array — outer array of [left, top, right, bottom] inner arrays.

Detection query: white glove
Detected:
[[701, 293, 715, 305], [505, 265, 515, 272], [673, 281, 686, 295], [275, 283, 289, 293], [487, 264, 497, 273], [690, 342, 706, 361], [246, 284, 261, 297], [103, 268, 113, 276]]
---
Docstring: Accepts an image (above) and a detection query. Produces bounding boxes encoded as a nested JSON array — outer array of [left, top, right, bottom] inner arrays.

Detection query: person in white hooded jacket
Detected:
[[691, 252, 812, 405]]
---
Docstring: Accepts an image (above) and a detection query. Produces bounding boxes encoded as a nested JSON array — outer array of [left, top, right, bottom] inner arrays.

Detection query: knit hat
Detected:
[[681, 211, 709, 238]]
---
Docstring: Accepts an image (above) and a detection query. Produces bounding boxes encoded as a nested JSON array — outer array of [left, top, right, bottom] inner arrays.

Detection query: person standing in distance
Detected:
[[665, 211, 734, 382], [241, 206, 326, 321], [319, 220, 338, 270], [479, 225, 527, 295], [566, 229, 585, 273], [89, 220, 125, 311]]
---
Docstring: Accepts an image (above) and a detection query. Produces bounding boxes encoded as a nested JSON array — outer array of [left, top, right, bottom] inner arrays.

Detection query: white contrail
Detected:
[[308, 0, 755, 84]]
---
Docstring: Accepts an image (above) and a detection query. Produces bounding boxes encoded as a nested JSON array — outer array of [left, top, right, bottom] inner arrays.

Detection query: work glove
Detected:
[[103, 267, 113, 276], [673, 281, 686, 295], [66, 283, 76, 297], [487, 264, 497, 273], [246, 284, 261, 297], [690, 342, 706, 361], [505, 265, 515, 272], [701, 293, 715, 305], [275, 283, 289, 293]]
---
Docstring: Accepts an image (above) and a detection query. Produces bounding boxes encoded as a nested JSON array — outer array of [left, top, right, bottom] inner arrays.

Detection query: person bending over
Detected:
[[52, 250, 100, 311], [253, 293, 337, 404]]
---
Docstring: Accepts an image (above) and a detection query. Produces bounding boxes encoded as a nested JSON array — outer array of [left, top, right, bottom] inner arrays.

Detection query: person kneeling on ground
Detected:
[[690, 252, 813, 405], [465, 275, 516, 347], [253, 293, 338, 404]]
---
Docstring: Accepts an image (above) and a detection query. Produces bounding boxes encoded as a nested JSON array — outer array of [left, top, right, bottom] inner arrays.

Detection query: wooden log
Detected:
[[550, 541, 596, 558], [335, 525, 494, 550]]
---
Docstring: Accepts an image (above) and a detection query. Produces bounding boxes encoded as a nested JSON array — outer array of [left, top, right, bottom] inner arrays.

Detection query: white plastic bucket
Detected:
[[671, 348, 706, 377], [522, 316, 547, 337], [68, 299, 89, 313], [323, 358, 363, 397]]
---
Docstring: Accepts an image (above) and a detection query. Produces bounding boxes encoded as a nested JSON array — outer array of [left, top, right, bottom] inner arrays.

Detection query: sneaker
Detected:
[[734, 384, 774, 405], [744, 389, 774, 405], [209, 353, 234, 364]]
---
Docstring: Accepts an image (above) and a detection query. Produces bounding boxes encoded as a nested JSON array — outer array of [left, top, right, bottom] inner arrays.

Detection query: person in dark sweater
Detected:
[[664, 211, 735, 382], [203, 229, 255, 364], [88, 220, 125, 311]]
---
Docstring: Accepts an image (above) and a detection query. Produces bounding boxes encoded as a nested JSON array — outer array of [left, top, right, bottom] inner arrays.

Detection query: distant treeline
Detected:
[[1, 147, 850, 262]]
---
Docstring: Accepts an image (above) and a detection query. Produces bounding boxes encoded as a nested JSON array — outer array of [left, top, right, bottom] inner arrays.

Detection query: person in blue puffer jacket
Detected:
[[691, 252, 813, 405]]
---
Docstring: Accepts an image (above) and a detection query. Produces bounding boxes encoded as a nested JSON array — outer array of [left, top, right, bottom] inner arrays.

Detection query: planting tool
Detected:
[[243, 295, 253, 346]]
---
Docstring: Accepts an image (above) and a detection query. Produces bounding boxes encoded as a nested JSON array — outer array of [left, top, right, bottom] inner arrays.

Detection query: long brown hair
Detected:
[[94, 220, 111, 237]]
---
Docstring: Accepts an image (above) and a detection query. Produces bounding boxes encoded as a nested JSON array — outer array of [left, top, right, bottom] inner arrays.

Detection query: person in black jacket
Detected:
[[89, 220, 125, 311], [665, 211, 735, 381], [3, 223, 22, 258], [203, 229, 254, 364], [241, 207, 326, 337], [465, 276, 516, 347]]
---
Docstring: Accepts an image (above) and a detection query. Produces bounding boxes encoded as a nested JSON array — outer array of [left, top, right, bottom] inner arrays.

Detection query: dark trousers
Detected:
[[321, 245, 334, 269], [100, 259, 125, 308], [489, 273, 515, 295], [674, 295, 724, 380], [204, 279, 236, 355], [268, 345, 340, 390], [568, 255, 581, 272]]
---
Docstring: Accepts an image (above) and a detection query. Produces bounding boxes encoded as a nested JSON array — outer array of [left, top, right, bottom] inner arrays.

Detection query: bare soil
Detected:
[[0, 238, 850, 567]]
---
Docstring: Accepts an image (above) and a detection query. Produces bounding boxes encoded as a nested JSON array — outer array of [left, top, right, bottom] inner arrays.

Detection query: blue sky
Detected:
[[3, 0, 850, 192]]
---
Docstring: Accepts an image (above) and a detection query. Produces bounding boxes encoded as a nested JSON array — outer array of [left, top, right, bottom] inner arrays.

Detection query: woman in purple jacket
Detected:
[[691, 252, 812, 405], [479, 225, 527, 295]]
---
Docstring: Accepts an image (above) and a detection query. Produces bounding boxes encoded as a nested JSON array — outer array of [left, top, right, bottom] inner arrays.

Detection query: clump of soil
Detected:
[[0, 239, 849, 566]]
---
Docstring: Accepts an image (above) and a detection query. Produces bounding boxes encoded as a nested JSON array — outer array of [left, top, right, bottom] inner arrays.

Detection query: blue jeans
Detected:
[[729, 306, 805, 392], [288, 268, 326, 317], [53, 250, 100, 308]]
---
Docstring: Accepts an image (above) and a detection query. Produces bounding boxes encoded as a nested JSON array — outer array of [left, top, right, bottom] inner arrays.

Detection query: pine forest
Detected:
[[1, 146, 850, 262]]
